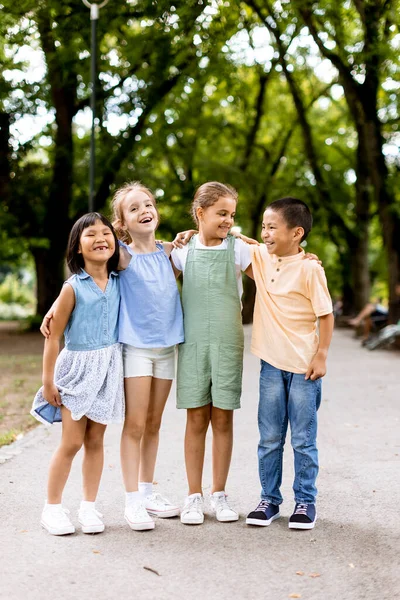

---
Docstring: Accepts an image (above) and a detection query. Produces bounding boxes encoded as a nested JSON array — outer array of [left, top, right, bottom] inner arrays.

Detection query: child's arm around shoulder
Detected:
[[118, 242, 132, 270], [231, 234, 260, 280], [41, 283, 75, 407]]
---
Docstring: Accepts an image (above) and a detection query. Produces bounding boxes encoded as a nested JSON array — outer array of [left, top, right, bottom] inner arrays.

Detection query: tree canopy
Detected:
[[1, 0, 399, 321]]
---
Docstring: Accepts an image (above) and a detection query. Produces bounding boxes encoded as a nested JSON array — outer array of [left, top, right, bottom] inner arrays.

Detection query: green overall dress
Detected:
[[177, 234, 244, 410]]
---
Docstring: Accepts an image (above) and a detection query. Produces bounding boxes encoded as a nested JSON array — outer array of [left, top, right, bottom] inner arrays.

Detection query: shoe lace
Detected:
[[186, 495, 202, 513], [294, 503, 309, 515], [48, 506, 72, 523], [79, 507, 103, 519], [128, 502, 150, 518], [215, 494, 231, 510], [150, 492, 170, 506], [256, 500, 271, 513]]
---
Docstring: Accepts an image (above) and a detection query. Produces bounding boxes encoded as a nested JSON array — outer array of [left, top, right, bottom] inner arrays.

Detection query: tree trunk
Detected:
[[365, 118, 400, 323], [0, 113, 10, 203], [33, 9, 76, 317]]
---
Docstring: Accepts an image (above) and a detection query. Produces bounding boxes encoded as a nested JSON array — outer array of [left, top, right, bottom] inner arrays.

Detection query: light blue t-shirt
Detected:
[[64, 270, 120, 351], [118, 243, 184, 348]]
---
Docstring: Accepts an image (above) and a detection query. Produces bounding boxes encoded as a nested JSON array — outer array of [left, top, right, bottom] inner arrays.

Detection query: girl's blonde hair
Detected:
[[111, 181, 158, 244], [191, 181, 238, 225]]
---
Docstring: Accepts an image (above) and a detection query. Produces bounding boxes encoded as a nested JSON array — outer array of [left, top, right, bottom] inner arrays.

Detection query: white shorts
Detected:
[[123, 344, 176, 380]]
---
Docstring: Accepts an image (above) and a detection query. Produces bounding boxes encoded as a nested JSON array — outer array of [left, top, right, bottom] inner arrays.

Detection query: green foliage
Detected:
[[0, 272, 35, 307], [1, 0, 399, 314]]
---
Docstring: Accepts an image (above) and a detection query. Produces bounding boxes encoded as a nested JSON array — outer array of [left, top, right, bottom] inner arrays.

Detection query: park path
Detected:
[[1, 326, 399, 600]]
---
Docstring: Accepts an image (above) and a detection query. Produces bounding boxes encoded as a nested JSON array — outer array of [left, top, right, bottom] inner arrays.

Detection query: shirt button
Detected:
[[271, 279, 275, 282], [278, 259, 282, 262], [276, 268, 280, 272]]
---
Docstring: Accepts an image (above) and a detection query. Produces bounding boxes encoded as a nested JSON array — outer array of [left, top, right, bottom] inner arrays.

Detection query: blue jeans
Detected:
[[257, 360, 322, 505]]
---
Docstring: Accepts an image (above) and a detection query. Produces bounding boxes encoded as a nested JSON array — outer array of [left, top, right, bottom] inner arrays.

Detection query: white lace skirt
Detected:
[[31, 343, 125, 425]]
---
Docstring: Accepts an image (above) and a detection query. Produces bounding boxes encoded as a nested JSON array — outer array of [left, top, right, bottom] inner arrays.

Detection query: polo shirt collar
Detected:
[[270, 248, 305, 264]]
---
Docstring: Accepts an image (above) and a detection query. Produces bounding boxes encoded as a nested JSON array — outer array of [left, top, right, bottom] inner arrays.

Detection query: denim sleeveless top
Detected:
[[118, 243, 184, 348], [64, 270, 120, 351]]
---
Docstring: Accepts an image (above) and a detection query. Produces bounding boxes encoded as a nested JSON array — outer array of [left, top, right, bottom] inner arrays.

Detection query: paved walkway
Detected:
[[1, 326, 399, 600]]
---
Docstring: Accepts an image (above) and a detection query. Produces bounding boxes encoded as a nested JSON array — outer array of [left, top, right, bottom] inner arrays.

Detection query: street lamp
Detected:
[[82, 0, 110, 211]]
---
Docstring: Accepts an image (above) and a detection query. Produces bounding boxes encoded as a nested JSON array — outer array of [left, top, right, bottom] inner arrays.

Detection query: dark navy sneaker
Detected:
[[246, 500, 280, 527], [288, 503, 317, 529]]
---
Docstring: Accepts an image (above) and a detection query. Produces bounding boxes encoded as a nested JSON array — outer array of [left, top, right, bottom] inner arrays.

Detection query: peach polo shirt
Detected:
[[250, 245, 333, 374]]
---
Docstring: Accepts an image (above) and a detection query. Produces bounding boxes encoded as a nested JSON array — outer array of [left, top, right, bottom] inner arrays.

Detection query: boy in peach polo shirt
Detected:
[[246, 197, 334, 530]]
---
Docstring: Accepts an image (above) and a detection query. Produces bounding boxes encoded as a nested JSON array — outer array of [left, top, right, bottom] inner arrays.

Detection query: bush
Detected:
[[0, 302, 34, 320], [0, 273, 35, 306]]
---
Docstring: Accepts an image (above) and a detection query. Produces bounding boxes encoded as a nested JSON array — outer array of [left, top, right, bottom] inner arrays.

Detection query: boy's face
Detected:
[[261, 208, 304, 257]]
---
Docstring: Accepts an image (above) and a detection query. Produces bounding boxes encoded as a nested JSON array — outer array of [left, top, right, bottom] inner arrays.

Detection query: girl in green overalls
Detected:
[[171, 182, 253, 525]]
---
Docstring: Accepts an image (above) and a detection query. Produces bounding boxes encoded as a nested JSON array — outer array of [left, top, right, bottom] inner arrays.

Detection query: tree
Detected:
[[1, 0, 206, 316], [294, 0, 400, 321]]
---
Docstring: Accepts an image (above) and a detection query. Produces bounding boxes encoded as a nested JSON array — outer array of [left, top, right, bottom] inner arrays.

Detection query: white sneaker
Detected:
[[78, 505, 105, 534], [41, 504, 75, 536], [144, 493, 180, 518], [124, 502, 155, 531], [180, 493, 204, 525], [210, 491, 239, 522]]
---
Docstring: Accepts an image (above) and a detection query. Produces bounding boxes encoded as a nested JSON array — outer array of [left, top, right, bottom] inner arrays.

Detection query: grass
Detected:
[[0, 353, 42, 448]]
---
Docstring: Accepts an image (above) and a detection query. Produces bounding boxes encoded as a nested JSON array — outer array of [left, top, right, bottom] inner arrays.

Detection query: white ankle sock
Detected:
[[45, 502, 62, 510], [126, 491, 142, 506], [138, 482, 153, 498], [80, 500, 95, 511]]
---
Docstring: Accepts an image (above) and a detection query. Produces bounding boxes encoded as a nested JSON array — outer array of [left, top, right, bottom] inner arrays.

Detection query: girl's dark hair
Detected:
[[267, 197, 313, 242], [191, 181, 238, 225], [66, 212, 120, 275]]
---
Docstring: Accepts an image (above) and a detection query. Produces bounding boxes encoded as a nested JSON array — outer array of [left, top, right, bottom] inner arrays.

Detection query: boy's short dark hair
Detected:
[[268, 197, 313, 242]]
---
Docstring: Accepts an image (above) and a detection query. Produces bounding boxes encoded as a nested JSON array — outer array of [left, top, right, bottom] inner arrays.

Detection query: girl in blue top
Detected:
[[111, 181, 184, 531], [31, 213, 124, 536], [41, 184, 186, 531]]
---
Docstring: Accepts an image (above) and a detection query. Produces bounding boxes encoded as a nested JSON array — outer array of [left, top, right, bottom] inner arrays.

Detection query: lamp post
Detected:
[[82, 0, 110, 211]]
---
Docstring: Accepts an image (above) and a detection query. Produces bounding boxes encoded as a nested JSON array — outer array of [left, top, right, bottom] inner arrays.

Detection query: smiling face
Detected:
[[261, 208, 304, 257], [78, 219, 116, 263], [120, 189, 158, 237], [197, 195, 237, 242]]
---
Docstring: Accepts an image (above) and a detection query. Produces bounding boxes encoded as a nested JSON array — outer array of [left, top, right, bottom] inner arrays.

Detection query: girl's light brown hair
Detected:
[[111, 181, 158, 244], [191, 181, 238, 225]]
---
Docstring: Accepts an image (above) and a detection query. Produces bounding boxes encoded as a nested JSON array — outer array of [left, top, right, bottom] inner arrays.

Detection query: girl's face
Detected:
[[120, 190, 158, 236], [79, 220, 116, 263], [197, 196, 237, 240]]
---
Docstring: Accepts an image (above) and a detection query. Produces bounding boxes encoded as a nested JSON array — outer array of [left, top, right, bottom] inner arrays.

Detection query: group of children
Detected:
[[31, 180, 334, 535]]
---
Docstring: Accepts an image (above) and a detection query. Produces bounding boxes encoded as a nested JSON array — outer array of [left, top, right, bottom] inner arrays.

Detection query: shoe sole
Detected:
[[41, 521, 75, 535], [124, 515, 155, 531], [216, 514, 239, 522], [146, 509, 180, 518], [180, 516, 204, 525], [79, 523, 105, 534], [288, 519, 316, 530], [246, 513, 280, 527]]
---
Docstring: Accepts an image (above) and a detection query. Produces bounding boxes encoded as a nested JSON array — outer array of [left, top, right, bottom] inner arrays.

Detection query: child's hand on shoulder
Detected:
[[304, 252, 322, 266], [230, 229, 260, 245], [172, 229, 197, 248]]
